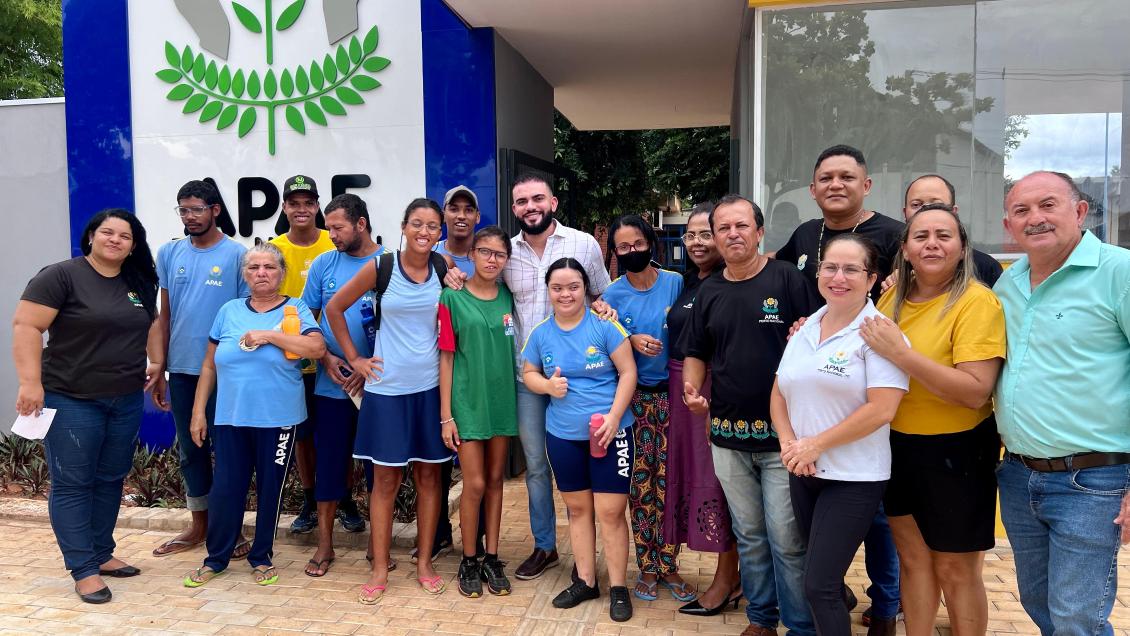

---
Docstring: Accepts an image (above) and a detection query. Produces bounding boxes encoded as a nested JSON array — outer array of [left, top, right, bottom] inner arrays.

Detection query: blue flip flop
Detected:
[[634, 575, 658, 601], [660, 577, 698, 602]]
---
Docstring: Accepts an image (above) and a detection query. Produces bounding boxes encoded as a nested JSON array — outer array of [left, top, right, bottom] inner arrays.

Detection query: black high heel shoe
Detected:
[[678, 590, 742, 616]]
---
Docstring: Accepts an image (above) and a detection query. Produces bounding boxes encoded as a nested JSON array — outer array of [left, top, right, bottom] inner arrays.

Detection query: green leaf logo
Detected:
[[158, 11, 391, 156]]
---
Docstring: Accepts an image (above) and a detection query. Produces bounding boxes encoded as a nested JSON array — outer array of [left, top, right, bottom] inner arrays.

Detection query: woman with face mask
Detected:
[[601, 215, 695, 603]]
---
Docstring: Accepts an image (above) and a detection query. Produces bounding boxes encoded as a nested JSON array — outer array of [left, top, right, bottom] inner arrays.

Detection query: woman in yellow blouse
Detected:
[[860, 203, 1005, 636]]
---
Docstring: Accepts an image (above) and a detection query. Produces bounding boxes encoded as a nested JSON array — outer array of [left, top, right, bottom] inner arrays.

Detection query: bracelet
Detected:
[[440, 417, 455, 425]]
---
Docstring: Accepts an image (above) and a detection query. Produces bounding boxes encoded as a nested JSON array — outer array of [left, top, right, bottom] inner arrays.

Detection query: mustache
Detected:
[[1023, 223, 1055, 236]]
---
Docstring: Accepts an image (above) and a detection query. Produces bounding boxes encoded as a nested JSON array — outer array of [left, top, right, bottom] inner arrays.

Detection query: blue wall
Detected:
[[421, 0, 498, 228], [62, 0, 135, 256]]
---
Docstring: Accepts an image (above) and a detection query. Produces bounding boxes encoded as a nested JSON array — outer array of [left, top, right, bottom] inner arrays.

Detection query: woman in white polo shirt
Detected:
[[769, 233, 909, 636]]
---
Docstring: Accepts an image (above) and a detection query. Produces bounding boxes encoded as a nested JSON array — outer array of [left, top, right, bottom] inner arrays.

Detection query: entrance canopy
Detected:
[[444, 0, 747, 130]]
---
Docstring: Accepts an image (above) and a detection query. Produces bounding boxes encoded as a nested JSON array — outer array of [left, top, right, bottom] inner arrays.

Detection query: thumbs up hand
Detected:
[[547, 367, 569, 398]]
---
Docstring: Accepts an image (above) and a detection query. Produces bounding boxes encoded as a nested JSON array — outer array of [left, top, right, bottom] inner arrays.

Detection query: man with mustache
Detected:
[[152, 180, 249, 558], [680, 194, 819, 636], [994, 170, 1130, 635]]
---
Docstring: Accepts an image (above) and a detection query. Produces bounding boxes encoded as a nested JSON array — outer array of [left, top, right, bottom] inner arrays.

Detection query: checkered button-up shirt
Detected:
[[504, 221, 611, 374]]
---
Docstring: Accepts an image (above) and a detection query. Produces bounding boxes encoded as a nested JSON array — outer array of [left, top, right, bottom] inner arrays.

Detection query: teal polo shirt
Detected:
[[993, 231, 1130, 458]]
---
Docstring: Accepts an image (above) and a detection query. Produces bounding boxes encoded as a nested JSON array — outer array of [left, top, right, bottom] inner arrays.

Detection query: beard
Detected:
[[517, 209, 555, 235], [185, 215, 215, 237]]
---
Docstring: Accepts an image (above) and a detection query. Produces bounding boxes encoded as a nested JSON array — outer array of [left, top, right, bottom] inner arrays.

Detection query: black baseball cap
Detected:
[[282, 175, 319, 200]]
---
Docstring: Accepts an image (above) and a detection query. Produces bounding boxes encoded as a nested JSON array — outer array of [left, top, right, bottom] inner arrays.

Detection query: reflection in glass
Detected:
[[756, 0, 1130, 252], [759, 2, 976, 251], [975, 0, 1128, 250]]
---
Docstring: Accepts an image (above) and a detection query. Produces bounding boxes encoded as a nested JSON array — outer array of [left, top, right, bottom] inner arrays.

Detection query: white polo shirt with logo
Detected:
[[776, 300, 909, 482]]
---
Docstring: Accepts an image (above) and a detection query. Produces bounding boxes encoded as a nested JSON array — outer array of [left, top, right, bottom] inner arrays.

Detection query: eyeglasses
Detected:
[[614, 240, 650, 256], [817, 262, 870, 279], [173, 205, 212, 217], [681, 230, 713, 244], [407, 220, 442, 233], [475, 247, 509, 262]]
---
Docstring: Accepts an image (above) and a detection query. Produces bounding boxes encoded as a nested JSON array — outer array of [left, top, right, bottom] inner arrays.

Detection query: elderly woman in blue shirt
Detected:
[[183, 242, 325, 588]]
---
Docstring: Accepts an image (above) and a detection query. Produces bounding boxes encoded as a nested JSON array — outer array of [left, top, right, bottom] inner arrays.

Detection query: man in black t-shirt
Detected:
[[774, 144, 904, 300], [680, 195, 819, 636], [901, 174, 1002, 287], [773, 145, 902, 629]]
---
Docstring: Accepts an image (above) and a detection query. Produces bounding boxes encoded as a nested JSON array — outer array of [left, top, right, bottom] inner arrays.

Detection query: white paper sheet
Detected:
[[12, 408, 57, 440]]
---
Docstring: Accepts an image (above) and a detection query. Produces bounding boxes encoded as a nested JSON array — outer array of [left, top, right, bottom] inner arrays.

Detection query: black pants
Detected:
[[789, 475, 886, 636]]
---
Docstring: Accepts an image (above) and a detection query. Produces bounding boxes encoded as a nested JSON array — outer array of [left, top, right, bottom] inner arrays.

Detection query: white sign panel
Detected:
[[128, 0, 425, 247]]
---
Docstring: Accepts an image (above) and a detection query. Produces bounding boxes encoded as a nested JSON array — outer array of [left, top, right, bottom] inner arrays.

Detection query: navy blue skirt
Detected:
[[353, 387, 452, 467]]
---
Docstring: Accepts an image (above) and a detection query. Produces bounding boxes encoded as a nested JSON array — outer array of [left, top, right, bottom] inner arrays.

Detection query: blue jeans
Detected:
[[712, 446, 815, 636], [998, 455, 1127, 636], [516, 382, 556, 551], [863, 505, 900, 619], [169, 373, 216, 512], [43, 390, 143, 581]]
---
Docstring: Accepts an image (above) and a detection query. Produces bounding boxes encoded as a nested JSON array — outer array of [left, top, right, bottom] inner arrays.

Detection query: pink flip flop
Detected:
[[358, 583, 386, 605], [417, 575, 446, 595]]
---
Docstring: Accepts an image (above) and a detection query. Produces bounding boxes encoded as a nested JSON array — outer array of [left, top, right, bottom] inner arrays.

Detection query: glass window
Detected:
[[758, 1, 975, 252], [974, 0, 1127, 251], [756, 0, 1130, 253]]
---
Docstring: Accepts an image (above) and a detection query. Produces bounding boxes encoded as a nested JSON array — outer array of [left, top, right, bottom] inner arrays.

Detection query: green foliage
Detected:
[[642, 127, 731, 207], [554, 111, 731, 227], [0, 0, 63, 99], [156, 26, 389, 154], [126, 445, 185, 508], [0, 434, 47, 495]]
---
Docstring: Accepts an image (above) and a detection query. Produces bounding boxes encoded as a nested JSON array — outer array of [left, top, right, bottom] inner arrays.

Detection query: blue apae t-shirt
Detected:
[[301, 246, 385, 399], [521, 310, 633, 440], [601, 269, 683, 386], [208, 297, 319, 427], [364, 251, 442, 396], [436, 240, 475, 277], [156, 237, 249, 374]]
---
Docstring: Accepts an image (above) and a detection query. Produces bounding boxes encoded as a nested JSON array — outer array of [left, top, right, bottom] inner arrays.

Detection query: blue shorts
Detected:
[[312, 396, 359, 502], [295, 373, 317, 442], [546, 427, 634, 494]]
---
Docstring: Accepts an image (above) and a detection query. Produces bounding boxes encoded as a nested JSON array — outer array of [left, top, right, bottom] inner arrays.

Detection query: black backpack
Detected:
[[371, 250, 449, 330]]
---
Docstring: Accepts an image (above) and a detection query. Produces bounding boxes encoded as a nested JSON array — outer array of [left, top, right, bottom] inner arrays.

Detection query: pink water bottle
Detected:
[[589, 414, 607, 458]]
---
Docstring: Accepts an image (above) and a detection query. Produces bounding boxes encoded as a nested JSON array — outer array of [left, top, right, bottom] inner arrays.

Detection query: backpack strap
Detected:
[[429, 251, 449, 286], [372, 251, 395, 331]]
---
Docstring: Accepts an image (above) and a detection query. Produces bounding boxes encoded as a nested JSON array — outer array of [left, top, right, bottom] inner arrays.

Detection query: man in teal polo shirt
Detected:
[[993, 170, 1130, 635]]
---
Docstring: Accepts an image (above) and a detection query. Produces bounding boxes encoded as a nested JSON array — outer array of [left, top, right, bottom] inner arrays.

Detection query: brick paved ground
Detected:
[[0, 479, 1126, 635]]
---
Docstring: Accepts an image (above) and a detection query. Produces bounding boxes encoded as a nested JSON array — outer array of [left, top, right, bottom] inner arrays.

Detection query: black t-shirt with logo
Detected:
[[678, 259, 820, 452], [775, 212, 905, 301], [21, 257, 153, 399], [666, 268, 722, 362]]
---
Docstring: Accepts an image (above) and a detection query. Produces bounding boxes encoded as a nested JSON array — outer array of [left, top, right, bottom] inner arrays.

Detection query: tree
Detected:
[[0, 0, 63, 99], [643, 126, 730, 206], [554, 111, 652, 228], [554, 111, 732, 228]]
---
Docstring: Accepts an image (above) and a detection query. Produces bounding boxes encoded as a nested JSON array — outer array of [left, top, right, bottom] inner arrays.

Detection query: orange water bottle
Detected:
[[282, 305, 301, 360]]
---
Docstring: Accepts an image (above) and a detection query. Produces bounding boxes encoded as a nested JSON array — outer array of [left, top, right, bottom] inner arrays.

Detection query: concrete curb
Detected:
[[0, 479, 464, 550]]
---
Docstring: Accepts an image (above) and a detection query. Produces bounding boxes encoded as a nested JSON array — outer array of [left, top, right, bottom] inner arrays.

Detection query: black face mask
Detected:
[[617, 250, 652, 273]]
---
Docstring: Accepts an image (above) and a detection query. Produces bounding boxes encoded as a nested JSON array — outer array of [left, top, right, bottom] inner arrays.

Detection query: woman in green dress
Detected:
[[438, 225, 519, 598]]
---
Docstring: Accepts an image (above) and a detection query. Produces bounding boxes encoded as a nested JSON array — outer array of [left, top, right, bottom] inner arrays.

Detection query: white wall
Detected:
[[0, 99, 71, 432]]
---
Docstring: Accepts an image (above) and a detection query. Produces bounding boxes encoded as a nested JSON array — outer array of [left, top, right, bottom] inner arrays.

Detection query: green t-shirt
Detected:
[[437, 284, 519, 440]]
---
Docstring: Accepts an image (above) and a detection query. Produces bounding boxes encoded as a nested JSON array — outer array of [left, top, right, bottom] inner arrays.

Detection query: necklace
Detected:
[[816, 210, 867, 264]]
